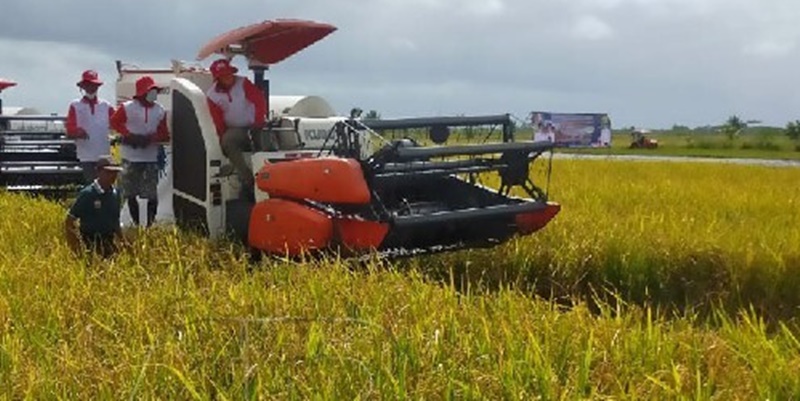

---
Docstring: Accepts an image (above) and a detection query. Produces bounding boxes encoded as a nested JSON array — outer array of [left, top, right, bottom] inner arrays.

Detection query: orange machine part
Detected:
[[335, 217, 390, 251], [515, 202, 561, 235], [255, 158, 371, 204], [248, 199, 333, 256]]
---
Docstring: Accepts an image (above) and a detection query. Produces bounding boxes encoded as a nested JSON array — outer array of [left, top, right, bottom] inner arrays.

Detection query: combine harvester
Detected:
[[629, 129, 658, 149], [154, 19, 561, 258], [0, 79, 83, 198]]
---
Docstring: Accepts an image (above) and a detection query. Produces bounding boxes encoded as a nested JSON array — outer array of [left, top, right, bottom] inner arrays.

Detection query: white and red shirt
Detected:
[[110, 99, 170, 162], [206, 76, 266, 139], [65, 97, 114, 162]]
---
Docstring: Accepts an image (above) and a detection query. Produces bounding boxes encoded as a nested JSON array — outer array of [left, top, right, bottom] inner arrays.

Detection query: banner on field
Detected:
[[530, 111, 612, 147]]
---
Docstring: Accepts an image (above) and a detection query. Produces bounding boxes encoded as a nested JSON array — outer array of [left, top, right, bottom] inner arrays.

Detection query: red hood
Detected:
[[0, 78, 17, 91], [197, 19, 337, 65]]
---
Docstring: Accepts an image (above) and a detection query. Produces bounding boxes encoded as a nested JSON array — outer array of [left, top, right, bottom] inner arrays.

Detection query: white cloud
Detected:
[[743, 40, 795, 58], [571, 15, 614, 41], [389, 37, 418, 52], [0, 39, 118, 114], [463, 0, 506, 16], [5, 0, 800, 127], [578, 0, 624, 9]]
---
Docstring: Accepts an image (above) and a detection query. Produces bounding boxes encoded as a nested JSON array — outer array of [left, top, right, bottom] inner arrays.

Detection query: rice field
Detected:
[[0, 159, 799, 399], [423, 159, 800, 321]]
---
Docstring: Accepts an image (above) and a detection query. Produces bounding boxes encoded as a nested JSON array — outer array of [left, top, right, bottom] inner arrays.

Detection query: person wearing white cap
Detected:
[[65, 70, 115, 184]]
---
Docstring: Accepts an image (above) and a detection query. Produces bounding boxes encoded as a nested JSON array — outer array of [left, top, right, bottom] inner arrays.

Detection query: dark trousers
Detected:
[[221, 127, 254, 187], [80, 232, 116, 258]]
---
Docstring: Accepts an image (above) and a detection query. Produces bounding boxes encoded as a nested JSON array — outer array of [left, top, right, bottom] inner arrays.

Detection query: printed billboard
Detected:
[[530, 112, 612, 147]]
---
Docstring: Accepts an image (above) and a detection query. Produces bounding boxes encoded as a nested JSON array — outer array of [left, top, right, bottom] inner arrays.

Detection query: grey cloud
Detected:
[[2, 0, 800, 128]]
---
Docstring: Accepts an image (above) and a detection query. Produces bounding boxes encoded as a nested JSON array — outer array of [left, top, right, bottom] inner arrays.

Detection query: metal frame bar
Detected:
[[392, 141, 553, 161], [392, 201, 546, 228]]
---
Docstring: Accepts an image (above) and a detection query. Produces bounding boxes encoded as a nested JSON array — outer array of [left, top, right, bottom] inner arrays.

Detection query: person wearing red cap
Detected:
[[110, 76, 170, 227], [205, 58, 267, 195], [65, 70, 115, 184]]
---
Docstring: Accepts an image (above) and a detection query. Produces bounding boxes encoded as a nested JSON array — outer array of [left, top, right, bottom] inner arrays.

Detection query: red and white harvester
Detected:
[[136, 18, 561, 258], [8, 18, 561, 258]]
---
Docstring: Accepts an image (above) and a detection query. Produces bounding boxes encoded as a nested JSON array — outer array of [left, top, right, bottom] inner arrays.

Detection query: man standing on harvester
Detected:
[[110, 76, 170, 227], [205, 58, 267, 198]]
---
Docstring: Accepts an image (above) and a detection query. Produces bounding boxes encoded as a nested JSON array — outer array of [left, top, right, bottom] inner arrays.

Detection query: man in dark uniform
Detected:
[[64, 155, 126, 257]]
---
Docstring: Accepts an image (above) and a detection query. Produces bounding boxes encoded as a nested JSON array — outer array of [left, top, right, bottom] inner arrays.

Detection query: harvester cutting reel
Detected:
[[327, 117, 554, 201], [250, 116, 560, 259]]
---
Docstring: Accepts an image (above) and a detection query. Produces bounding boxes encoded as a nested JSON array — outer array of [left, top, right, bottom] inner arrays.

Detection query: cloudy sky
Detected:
[[1, 0, 799, 128]]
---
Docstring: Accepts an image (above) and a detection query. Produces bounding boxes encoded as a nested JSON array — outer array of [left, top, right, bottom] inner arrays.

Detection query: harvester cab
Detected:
[[131, 19, 561, 258]]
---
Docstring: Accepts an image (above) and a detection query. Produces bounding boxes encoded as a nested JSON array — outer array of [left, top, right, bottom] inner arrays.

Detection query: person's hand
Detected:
[[64, 220, 84, 257], [121, 135, 137, 148], [66, 235, 83, 256], [252, 122, 265, 132], [124, 134, 151, 148], [116, 230, 135, 253], [117, 237, 134, 253], [74, 128, 88, 139]]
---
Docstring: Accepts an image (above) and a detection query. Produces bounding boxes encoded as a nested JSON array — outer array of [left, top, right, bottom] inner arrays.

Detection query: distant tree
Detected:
[[785, 120, 800, 141], [363, 110, 381, 120], [671, 124, 690, 131], [721, 115, 747, 140]]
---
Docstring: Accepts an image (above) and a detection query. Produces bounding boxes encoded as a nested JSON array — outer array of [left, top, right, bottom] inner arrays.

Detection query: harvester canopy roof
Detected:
[[197, 19, 337, 65], [0, 78, 17, 91]]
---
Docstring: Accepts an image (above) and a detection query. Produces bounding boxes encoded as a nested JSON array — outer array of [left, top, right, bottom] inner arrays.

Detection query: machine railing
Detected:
[[316, 114, 555, 202], [0, 114, 83, 197]]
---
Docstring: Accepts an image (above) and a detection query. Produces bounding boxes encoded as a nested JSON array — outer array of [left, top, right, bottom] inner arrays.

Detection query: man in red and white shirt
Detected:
[[206, 58, 266, 191], [110, 76, 170, 227], [65, 70, 115, 184]]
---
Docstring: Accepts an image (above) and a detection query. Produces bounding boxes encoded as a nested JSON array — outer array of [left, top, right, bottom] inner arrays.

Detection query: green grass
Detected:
[[553, 128, 800, 160], [1, 159, 800, 398], [374, 126, 800, 160]]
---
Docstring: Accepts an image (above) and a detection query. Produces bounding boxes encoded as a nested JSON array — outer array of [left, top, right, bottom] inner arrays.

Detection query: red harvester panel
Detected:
[[248, 199, 333, 256], [515, 202, 561, 235], [255, 158, 371, 204], [335, 217, 389, 251]]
